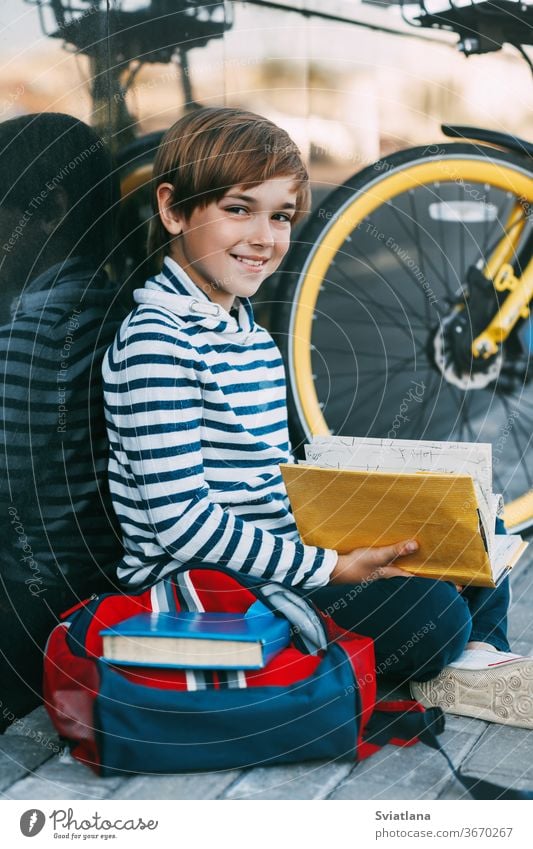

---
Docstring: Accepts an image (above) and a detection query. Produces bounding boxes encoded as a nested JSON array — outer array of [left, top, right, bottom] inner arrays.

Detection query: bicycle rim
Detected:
[[276, 145, 533, 529]]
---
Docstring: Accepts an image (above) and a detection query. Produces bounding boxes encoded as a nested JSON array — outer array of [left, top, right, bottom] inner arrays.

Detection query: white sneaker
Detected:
[[410, 649, 533, 729]]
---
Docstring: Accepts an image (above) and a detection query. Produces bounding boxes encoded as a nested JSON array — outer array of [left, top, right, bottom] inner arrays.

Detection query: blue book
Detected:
[[100, 601, 290, 669]]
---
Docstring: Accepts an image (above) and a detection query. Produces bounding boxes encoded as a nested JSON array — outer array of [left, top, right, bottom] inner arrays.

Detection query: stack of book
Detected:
[[100, 600, 291, 670]]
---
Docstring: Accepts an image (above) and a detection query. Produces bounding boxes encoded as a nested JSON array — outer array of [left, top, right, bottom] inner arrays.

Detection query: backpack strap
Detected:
[[181, 568, 331, 654], [364, 703, 533, 800], [151, 578, 179, 612], [321, 615, 378, 754]]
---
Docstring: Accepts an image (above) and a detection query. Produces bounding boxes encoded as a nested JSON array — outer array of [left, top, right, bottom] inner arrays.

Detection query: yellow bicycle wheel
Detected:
[[273, 142, 533, 531]]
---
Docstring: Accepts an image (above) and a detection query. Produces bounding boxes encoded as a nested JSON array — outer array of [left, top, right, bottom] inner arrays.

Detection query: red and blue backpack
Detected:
[[43, 565, 528, 798]]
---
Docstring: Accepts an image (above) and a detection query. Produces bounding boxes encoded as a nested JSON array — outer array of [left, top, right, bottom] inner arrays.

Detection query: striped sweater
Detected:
[[102, 256, 338, 590]]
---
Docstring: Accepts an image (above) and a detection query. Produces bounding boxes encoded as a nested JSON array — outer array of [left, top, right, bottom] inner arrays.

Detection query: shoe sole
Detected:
[[410, 658, 533, 729]]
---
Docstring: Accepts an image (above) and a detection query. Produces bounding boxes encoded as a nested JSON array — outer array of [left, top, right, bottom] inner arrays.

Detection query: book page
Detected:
[[307, 436, 492, 489], [305, 436, 494, 553], [491, 535, 528, 583], [492, 493, 504, 519]]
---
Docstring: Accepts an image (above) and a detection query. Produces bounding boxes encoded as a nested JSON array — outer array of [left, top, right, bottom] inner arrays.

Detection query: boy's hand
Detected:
[[329, 540, 418, 585]]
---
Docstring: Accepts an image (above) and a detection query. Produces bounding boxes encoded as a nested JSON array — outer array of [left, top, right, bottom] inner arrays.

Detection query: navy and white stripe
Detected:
[[102, 256, 337, 591]]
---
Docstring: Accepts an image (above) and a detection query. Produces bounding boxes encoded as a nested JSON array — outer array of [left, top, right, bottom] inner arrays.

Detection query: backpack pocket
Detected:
[[94, 643, 359, 775]]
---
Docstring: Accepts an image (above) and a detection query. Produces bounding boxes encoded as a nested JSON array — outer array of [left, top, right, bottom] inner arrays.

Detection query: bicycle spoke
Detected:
[[446, 385, 476, 441], [436, 183, 454, 299], [509, 408, 533, 441], [499, 394, 533, 488], [351, 361, 421, 391], [386, 199, 456, 300], [316, 313, 427, 348], [356, 360, 423, 406], [317, 361, 410, 379], [329, 290, 427, 332], [320, 286, 427, 330], [460, 392, 477, 441], [483, 194, 518, 262], [335, 231, 421, 303], [317, 348, 416, 362], [330, 262, 425, 331], [409, 367, 435, 416], [315, 306, 426, 333], [354, 363, 416, 375], [334, 244, 429, 326], [482, 184, 491, 259], [408, 189, 430, 324], [329, 263, 405, 321], [317, 360, 411, 403]]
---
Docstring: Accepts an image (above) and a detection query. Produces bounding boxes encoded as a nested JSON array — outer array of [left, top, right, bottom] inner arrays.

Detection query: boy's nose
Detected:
[[249, 214, 275, 246]]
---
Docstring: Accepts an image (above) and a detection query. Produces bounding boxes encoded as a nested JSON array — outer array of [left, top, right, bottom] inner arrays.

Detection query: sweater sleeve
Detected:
[[104, 333, 338, 590]]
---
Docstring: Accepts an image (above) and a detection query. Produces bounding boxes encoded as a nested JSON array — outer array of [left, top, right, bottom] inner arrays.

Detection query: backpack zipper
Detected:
[[60, 593, 98, 620]]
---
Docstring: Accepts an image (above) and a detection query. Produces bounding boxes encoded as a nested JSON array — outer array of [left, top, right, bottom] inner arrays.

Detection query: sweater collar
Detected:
[[133, 256, 257, 340]]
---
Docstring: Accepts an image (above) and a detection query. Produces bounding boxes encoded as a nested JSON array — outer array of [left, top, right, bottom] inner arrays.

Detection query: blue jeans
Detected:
[[306, 518, 510, 683]]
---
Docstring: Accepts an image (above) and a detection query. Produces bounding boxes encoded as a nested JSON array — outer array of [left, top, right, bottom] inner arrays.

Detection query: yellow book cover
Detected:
[[280, 463, 527, 587]]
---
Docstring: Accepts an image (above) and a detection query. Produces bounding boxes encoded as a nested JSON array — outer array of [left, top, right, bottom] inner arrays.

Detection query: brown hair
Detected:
[[148, 106, 311, 261]]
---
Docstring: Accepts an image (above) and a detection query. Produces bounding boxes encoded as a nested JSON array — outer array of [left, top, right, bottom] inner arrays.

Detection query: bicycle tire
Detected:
[[273, 142, 533, 531]]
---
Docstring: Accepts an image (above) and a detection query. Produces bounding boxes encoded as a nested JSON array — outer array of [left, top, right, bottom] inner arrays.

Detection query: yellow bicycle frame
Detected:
[[472, 203, 533, 358]]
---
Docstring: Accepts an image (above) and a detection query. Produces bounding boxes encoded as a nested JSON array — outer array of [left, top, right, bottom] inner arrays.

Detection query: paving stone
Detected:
[[437, 716, 492, 800], [223, 760, 352, 800], [5, 750, 124, 800], [507, 601, 533, 644], [0, 735, 57, 792], [507, 639, 533, 657], [4, 705, 60, 743], [112, 769, 241, 800], [329, 717, 486, 800], [459, 723, 533, 792]]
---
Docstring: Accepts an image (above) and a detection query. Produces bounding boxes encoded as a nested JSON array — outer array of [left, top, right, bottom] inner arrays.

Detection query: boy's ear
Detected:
[[156, 182, 185, 236]]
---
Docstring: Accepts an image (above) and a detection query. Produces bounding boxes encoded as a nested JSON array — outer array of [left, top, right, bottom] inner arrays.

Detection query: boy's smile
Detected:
[[162, 177, 299, 312]]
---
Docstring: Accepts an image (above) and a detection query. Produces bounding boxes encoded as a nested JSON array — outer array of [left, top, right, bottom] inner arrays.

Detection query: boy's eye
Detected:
[[225, 206, 292, 223]]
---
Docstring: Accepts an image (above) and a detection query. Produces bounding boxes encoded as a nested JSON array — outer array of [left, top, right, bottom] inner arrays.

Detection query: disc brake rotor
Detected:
[[433, 312, 503, 391]]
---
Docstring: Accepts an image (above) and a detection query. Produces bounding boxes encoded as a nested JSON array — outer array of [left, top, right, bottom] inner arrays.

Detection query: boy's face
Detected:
[[164, 177, 299, 312]]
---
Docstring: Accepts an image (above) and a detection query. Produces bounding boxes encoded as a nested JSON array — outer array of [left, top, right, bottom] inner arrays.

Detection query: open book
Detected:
[[280, 436, 528, 587]]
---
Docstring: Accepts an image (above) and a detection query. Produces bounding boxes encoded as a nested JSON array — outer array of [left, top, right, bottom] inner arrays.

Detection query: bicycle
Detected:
[[273, 0, 533, 532]]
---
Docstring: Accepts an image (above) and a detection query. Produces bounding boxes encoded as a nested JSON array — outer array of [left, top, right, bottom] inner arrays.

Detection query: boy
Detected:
[[103, 106, 533, 728]]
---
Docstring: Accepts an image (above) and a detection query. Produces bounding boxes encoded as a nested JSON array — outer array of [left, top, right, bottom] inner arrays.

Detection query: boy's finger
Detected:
[[371, 563, 412, 581], [372, 539, 418, 565], [396, 539, 418, 557], [384, 564, 412, 578]]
